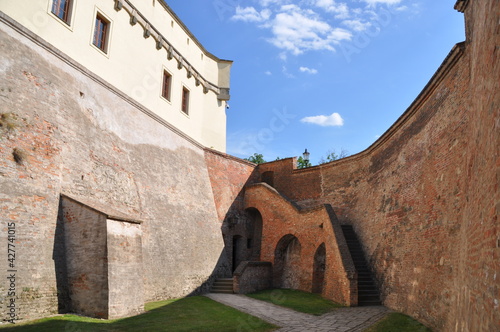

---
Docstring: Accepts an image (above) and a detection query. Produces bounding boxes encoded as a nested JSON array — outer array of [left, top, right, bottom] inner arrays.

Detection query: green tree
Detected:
[[245, 153, 266, 164], [297, 156, 312, 169], [318, 148, 349, 164]]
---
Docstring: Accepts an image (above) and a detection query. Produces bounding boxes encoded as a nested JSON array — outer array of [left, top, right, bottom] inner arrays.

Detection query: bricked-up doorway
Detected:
[[54, 195, 144, 319], [312, 243, 326, 294], [274, 234, 302, 289]]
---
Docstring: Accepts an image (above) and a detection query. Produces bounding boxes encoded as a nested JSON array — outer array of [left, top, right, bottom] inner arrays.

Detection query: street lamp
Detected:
[[303, 149, 310, 166]]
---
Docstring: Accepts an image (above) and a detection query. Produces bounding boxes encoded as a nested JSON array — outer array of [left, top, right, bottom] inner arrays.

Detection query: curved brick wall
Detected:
[[250, 1, 499, 330]]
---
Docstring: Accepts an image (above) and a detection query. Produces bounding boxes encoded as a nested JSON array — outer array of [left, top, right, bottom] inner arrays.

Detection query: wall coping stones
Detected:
[[204, 147, 257, 167], [61, 194, 143, 224], [233, 261, 273, 276], [322, 42, 466, 169]]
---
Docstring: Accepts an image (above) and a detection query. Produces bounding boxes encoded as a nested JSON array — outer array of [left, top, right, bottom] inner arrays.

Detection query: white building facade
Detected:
[[1, 0, 232, 151]]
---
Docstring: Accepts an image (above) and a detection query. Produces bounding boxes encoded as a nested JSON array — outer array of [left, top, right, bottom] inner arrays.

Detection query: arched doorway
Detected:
[[312, 243, 326, 294], [232, 235, 244, 272], [274, 234, 302, 289], [245, 208, 263, 260]]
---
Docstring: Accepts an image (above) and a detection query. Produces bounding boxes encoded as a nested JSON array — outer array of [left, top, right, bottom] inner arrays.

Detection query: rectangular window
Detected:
[[51, 0, 72, 24], [93, 13, 109, 53], [181, 87, 190, 115], [162, 71, 172, 101]]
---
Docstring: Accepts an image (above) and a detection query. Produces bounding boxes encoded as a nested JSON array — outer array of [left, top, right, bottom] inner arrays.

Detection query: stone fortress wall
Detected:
[[0, 10, 231, 319]]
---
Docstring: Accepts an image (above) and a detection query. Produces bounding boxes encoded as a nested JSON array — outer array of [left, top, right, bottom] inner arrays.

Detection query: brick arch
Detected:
[[312, 243, 326, 294], [274, 234, 302, 289]]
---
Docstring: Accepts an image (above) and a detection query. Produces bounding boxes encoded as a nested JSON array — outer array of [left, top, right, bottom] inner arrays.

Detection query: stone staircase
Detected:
[[341, 225, 381, 306], [210, 278, 234, 294]]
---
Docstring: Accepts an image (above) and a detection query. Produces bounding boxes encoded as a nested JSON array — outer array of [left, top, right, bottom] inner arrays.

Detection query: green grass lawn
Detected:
[[364, 313, 432, 332], [246, 289, 344, 315], [0, 296, 277, 332]]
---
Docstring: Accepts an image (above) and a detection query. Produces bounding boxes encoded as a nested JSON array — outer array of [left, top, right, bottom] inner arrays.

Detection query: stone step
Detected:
[[214, 279, 233, 285], [358, 284, 377, 290], [212, 284, 233, 289], [359, 299, 382, 306], [341, 225, 381, 306], [211, 278, 234, 294]]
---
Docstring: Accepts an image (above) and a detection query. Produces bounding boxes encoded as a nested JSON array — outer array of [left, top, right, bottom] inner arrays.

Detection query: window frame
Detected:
[[49, 0, 75, 28], [161, 70, 172, 102], [181, 86, 190, 115], [90, 8, 112, 56]]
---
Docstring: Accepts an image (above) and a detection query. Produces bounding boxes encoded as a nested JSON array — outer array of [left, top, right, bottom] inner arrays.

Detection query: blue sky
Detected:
[[167, 0, 465, 164]]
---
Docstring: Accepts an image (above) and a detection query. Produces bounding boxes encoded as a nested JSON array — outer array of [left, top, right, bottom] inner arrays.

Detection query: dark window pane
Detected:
[[182, 88, 189, 114], [52, 0, 71, 24], [93, 15, 109, 52], [162, 71, 171, 101]]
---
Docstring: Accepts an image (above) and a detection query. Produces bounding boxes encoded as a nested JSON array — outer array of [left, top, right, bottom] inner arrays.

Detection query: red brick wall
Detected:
[[242, 1, 499, 330], [244, 183, 357, 305], [452, 0, 500, 330], [204, 149, 258, 223], [320, 43, 473, 331], [257, 158, 322, 204]]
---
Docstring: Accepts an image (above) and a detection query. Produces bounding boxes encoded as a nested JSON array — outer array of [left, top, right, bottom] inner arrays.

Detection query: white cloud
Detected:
[[230, 0, 407, 57], [232, 6, 271, 23], [342, 19, 372, 32], [363, 0, 401, 6], [265, 70, 272, 75], [278, 52, 288, 61], [267, 7, 351, 55], [301, 112, 344, 127], [299, 66, 318, 74], [315, 0, 350, 19]]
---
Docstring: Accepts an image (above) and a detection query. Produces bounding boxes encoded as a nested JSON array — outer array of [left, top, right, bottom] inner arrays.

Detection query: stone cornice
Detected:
[[157, 1, 232, 64], [115, 0, 231, 100], [454, 0, 470, 13]]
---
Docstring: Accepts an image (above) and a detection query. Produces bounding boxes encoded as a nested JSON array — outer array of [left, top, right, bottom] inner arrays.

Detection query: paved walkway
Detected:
[[205, 293, 390, 332]]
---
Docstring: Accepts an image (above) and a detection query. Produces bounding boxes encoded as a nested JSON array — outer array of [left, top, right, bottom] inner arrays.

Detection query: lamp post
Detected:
[[303, 149, 310, 167]]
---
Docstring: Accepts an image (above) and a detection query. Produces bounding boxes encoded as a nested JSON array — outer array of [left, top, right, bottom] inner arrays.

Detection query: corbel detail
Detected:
[[115, 0, 226, 97], [143, 24, 151, 38]]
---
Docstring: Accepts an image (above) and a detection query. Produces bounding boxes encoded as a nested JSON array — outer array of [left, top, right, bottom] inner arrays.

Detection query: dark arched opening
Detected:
[[312, 243, 326, 294], [261, 171, 274, 187], [245, 208, 263, 260], [232, 235, 244, 272], [274, 234, 302, 289]]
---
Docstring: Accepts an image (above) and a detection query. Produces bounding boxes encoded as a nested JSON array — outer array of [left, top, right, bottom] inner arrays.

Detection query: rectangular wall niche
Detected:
[[55, 195, 144, 319]]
